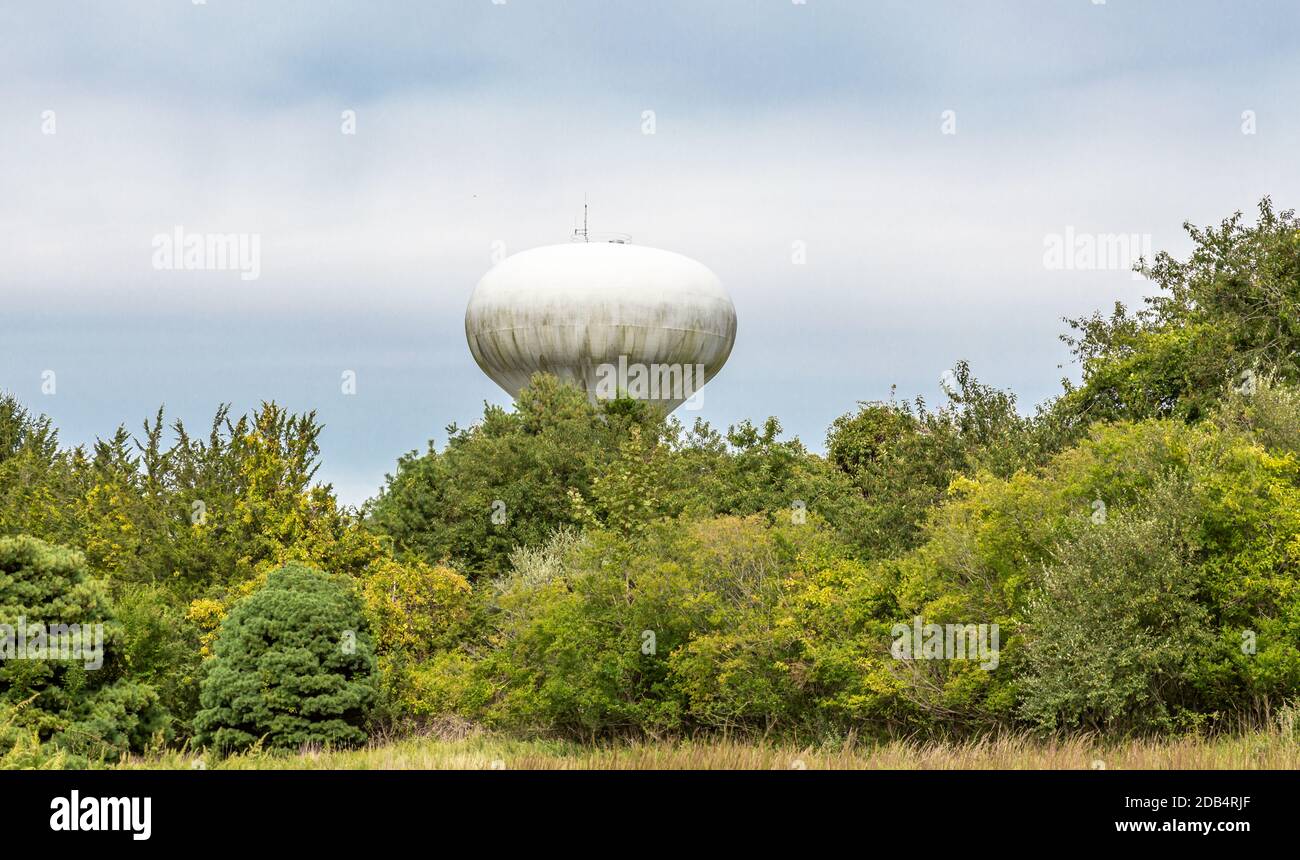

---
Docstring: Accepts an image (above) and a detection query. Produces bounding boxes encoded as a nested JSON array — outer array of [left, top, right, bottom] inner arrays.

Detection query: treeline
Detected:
[[3, 199, 1300, 764]]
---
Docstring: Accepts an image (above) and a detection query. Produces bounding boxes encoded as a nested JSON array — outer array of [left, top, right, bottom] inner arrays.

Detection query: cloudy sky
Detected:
[[3, 0, 1298, 504]]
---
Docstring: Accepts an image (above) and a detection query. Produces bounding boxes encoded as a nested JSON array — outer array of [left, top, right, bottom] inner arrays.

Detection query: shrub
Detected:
[[0, 705, 69, 770], [883, 417, 1300, 732], [363, 558, 473, 658], [1018, 487, 1213, 733], [0, 535, 167, 762], [361, 557, 474, 722], [193, 564, 378, 752], [114, 584, 203, 735], [434, 516, 864, 738]]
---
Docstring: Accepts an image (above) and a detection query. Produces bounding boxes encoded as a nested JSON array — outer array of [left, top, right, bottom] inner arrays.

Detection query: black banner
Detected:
[[1, 769, 1286, 847]]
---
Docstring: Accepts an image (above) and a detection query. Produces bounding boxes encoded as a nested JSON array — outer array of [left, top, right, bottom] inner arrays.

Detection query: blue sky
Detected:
[[3, 1, 1299, 503]]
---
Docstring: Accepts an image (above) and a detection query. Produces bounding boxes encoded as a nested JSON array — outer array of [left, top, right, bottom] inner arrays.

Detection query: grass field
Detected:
[[119, 727, 1300, 770]]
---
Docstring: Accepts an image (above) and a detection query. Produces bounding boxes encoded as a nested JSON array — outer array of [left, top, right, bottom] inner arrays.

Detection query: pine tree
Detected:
[[194, 564, 377, 751]]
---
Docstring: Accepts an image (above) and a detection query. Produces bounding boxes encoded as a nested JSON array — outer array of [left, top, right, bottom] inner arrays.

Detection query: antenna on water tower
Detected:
[[568, 196, 630, 244], [573, 194, 589, 243]]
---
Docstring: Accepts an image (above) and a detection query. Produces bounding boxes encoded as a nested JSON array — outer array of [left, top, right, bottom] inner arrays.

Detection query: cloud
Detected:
[[3, 1, 1299, 503]]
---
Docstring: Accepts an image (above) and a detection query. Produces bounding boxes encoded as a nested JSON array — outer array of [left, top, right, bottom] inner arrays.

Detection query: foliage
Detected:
[[1061, 198, 1300, 423], [0, 399, 391, 736], [72, 403, 382, 603], [0, 536, 167, 762], [0, 704, 71, 770], [361, 556, 474, 722], [370, 377, 872, 579], [468, 518, 781, 735], [114, 585, 203, 732], [193, 564, 378, 752], [1018, 486, 1211, 733], [825, 362, 1064, 558], [0, 396, 77, 543], [411, 404, 1300, 741], [879, 418, 1300, 733], [367, 375, 651, 579], [2, 198, 1300, 749], [409, 516, 906, 738]]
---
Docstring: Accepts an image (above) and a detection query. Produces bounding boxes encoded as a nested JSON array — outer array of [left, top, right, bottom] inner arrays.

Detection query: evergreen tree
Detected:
[[194, 564, 377, 751]]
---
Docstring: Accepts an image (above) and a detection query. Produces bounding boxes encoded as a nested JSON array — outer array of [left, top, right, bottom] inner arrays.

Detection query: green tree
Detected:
[[0, 536, 166, 762], [193, 564, 378, 751], [75, 402, 379, 603], [0, 395, 78, 543], [1061, 198, 1300, 423], [879, 417, 1300, 732], [368, 374, 661, 579], [1018, 494, 1213, 734], [825, 362, 1054, 557]]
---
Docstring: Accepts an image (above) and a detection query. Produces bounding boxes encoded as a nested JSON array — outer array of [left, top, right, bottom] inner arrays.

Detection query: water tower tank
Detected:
[[465, 238, 737, 413]]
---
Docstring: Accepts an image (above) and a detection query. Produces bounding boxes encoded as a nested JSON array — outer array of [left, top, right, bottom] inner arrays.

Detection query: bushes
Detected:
[[361, 557, 474, 723], [393, 409, 1300, 742], [193, 564, 378, 752], [0, 536, 166, 763], [0, 707, 70, 770], [875, 417, 1300, 734], [368, 375, 655, 579], [0, 398, 396, 741], [411, 516, 883, 738], [3, 197, 1300, 753], [7, 383, 1300, 750], [1018, 490, 1213, 733], [114, 585, 203, 736], [443, 520, 748, 734]]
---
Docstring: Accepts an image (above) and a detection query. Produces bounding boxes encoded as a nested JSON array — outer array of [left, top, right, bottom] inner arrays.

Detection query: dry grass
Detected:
[[120, 727, 1300, 770]]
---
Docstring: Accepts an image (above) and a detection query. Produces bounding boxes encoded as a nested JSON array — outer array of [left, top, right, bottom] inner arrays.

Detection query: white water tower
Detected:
[[465, 219, 737, 413]]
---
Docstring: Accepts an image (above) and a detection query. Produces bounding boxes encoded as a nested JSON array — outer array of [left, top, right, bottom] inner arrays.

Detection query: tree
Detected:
[[75, 402, 379, 603], [193, 564, 378, 751], [825, 362, 1051, 558], [0, 395, 77, 544], [879, 416, 1300, 732], [1061, 198, 1300, 423], [1018, 492, 1212, 733], [0, 536, 166, 762], [367, 374, 661, 579]]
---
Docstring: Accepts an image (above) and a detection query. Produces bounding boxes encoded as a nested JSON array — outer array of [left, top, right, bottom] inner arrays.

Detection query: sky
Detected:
[[2, 0, 1299, 505]]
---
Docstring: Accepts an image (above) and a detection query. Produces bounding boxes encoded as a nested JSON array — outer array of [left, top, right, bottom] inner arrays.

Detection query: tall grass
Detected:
[[121, 724, 1300, 770]]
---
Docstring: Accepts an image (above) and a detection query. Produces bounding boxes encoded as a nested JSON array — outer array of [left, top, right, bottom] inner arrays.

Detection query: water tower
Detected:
[[465, 213, 737, 413]]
